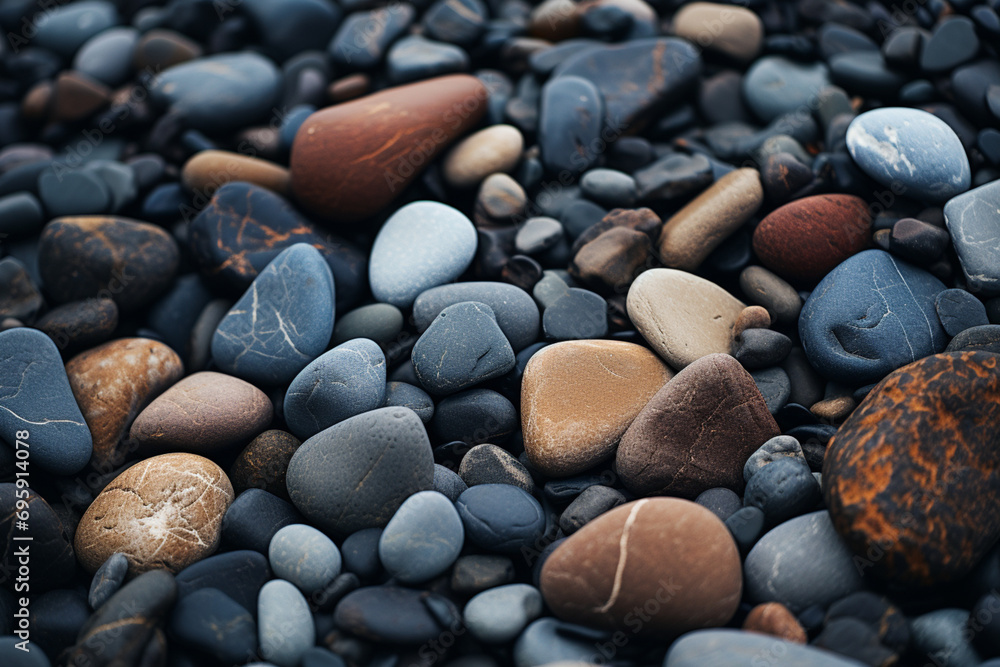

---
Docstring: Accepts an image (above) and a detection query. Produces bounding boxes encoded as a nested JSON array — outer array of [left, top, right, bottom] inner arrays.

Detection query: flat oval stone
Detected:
[[75, 453, 234, 575], [538, 75, 605, 174], [522, 340, 672, 476], [259, 580, 314, 667], [212, 243, 335, 386], [286, 407, 434, 535], [38, 215, 179, 311], [36, 298, 118, 351], [332, 304, 403, 347], [328, 5, 416, 70], [224, 489, 304, 554], [176, 550, 271, 613], [443, 124, 523, 188], [413, 281, 540, 352], [824, 352, 1000, 585], [378, 490, 464, 583], [182, 150, 290, 196], [617, 354, 779, 499], [130, 371, 272, 455], [0, 484, 76, 590], [743, 57, 830, 122], [369, 201, 477, 308], [627, 268, 746, 369], [33, 0, 119, 58], [464, 584, 543, 644], [799, 249, 948, 384], [385, 382, 435, 424], [947, 324, 1000, 354], [432, 389, 517, 446], [290, 75, 487, 224], [752, 194, 872, 284], [283, 338, 386, 440], [846, 107, 971, 203], [459, 443, 533, 492], [269, 523, 342, 594], [333, 587, 460, 644], [170, 588, 257, 663], [38, 168, 111, 217], [944, 179, 1000, 296], [0, 328, 92, 475], [672, 2, 763, 61], [541, 498, 741, 638], [456, 484, 546, 554], [935, 288, 989, 336], [73, 27, 139, 87], [0, 192, 44, 238], [150, 53, 281, 133], [665, 629, 865, 667]]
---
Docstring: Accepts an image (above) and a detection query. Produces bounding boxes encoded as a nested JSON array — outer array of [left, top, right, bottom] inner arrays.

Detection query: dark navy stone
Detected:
[[733, 329, 792, 370], [31, 588, 90, 661], [423, 0, 487, 45], [170, 588, 257, 663], [222, 489, 304, 554], [279, 104, 316, 153], [456, 484, 546, 555], [945, 324, 1000, 354], [751, 367, 791, 415], [150, 53, 281, 133], [334, 587, 461, 644], [459, 444, 535, 494], [328, 5, 416, 70], [0, 192, 43, 238], [175, 550, 271, 618], [241, 0, 341, 62], [72, 27, 139, 87], [430, 388, 517, 446], [935, 289, 989, 336], [89, 552, 129, 609], [558, 485, 626, 534], [818, 23, 877, 60], [911, 609, 982, 667], [433, 464, 467, 502], [141, 183, 189, 223], [530, 40, 602, 77], [829, 52, 907, 99], [846, 107, 971, 203], [542, 288, 608, 340], [799, 249, 948, 384], [0, 328, 92, 475], [284, 338, 386, 440], [384, 382, 434, 424], [413, 281, 540, 352], [341, 528, 383, 581], [412, 302, 516, 396], [386, 36, 469, 84], [212, 243, 335, 386], [920, 16, 980, 73], [378, 490, 464, 583], [743, 57, 830, 122], [538, 75, 605, 175], [38, 168, 111, 217], [944, 179, 1000, 296], [33, 1, 119, 58], [147, 274, 214, 358], [744, 458, 822, 528], [695, 487, 742, 522], [725, 506, 766, 557]]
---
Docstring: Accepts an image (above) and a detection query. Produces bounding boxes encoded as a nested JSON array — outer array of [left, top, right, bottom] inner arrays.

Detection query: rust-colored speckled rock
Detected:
[[824, 352, 1000, 585], [742, 602, 807, 643], [753, 194, 872, 284], [522, 340, 673, 476], [540, 498, 742, 638], [74, 453, 234, 575], [66, 338, 184, 471], [290, 75, 488, 224], [616, 354, 779, 498]]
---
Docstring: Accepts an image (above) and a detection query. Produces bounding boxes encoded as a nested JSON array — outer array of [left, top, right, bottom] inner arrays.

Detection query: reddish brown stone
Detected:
[[229, 429, 301, 500], [50, 72, 110, 123], [752, 194, 872, 284], [569, 226, 653, 292], [133, 29, 202, 72], [732, 305, 771, 340], [290, 75, 488, 224], [571, 207, 661, 254], [743, 602, 807, 643], [824, 352, 1000, 585], [328, 73, 371, 103]]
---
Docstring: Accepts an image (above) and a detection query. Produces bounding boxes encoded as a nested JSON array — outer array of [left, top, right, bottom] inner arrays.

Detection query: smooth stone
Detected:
[[751, 367, 792, 414], [0, 328, 92, 475], [742, 602, 807, 644], [456, 484, 546, 554], [129, 371, 272, 455], [328, 5, 415, 70], [478, 173, 526, 221], [241, 0, 341, 62], [459, 444, 534, 493], [424, 0, 488, 44], [627, 268, 746, 369], [384, 382, 435, 424], [291, 75, 487, 224], [75, 453, 234, 575], [889, 217, 951, 265], [332, 304, 402, 347], [386, 35, 469, 84], [432, 389, 517, 445], [538, 75, 605, 174], [413, 281, 541, 352], [451, 554, 515, 595], [635, 152, 713, 201], [944, 179, 1000, 296], [579, 168, 637, 207], [182, 150, 290, 196], [369, 201, 477, 308], [465, 584, 543, 644], [176, 550, 271, 614], [799, 250, 948, 384], [150, 53, 281, 133], [745, 511, 864, 613], [695, 487, 742, 522], [283, 338, 386, 440], [38, 215, 179, 311], [0, 485, 75, 590], [514, 618, 608, 667], [743, 57, 830, 122], [921, 17, 980, 73], [230, 430, 302, 500], [212, 243, 335, 386], [733, 329, 792, 369], [664, 629, 866, 667], [37, 297, 118, 350], [541, 498, 741, 638], [673, 2, 763, 61], [516, 217, 564, 255], [170, 588, 257, 663], [936, 289, 989, 336], [725, 506, 766, 557], [259, 580, 314, 667], [0, 257, 43, 323], [744, 435, 806, 484], [522, 340, 672, 476], [433, 464, 467, 502], [89, 552, 129, 609], [31, 589, 90, 659], [378, 490, 464, 583], [33, 1, 119, 58], [946, 324, 1000, 354], [73, 27, 139, 87], [569, 224, 654, 293], [341, 527, 383, 581], [558, 485, 627, 533], [132, 29, 201, 71], [542, 288, 609, 340], [269, 523, 342, 594], [412, 302, 515, 396], [286, 407, 434, 535], [744, 458, 822, 527], [911, 609, 982, 667], [846, 107, 971, 203], [617, 353, 779, 498], [739, 266, 802, 325], [333, 587, 460, 644], [443, 124, 523, 188], [0, 191, 43, 237]]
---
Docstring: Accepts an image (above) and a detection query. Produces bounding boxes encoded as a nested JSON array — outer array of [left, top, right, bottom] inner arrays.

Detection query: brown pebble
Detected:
[[673, 2, 764, 61], [328, 73, 371, 102], [133, 29, 202, 71], [570, 225, 652, 292], [733, 305, 772, 340], [743, 602, 807, 643], [229, 429, 302, 500], [443, 124, 524, 189], [181, 150, 290, 196], [476, 173, 526, 223], [529, 0, 581, 41], [51, 71, 111, 123], [811, 396, 857, 421]]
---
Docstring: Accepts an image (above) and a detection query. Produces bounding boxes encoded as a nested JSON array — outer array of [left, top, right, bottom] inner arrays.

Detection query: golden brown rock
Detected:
[[74, 453, 234, 575], [570, 226, 653, 292], [732, 305, 771, 340], [743, 603, 807, 643], [181, 150, 290, 196], [673, 2, 764, 61], [521, 340, 673, 476]]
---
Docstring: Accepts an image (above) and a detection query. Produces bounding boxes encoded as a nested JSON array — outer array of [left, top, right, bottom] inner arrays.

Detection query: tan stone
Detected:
[[673, 2, 764, 62], [627, 268, 746, 369], [733, 305, 771, 340], [743, 602, 807, 643], [657, 168, 763, 271], [443, 124, 524, 188], [521, 340, 672, 476], [75, 453, 234, 575], [182, 150, 291, 196]]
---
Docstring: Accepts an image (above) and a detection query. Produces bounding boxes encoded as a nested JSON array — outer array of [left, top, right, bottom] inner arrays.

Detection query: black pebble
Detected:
[[725, 506, 766, 557], [221, 488, 304, 554], [743, 458, 822, 527]]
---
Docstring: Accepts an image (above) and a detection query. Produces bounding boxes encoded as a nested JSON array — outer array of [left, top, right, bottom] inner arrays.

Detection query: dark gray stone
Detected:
[[750, 367, 791, 414], [334, 587, 461, 644], [384, 381, 435, 424], [451, 554, 516, 595], [89, 552, 128, 609], [935, 288, 989, 336], [744, 457, 821, 527], [331, 304, 403, 347], [386, 36, 469, 85], [665, 629, 868, 666], [945, 179, 1000, 296], [694, 487, 742, 522], [340, 528, 383, 581], [459, 444, 535, 493], [542, 288, 608, 340], [945, 324, 1000, 354], [733, 329, 792, 369], [456, 484, 546, 555], [176, 550, 271, 615], [558, 485, 626, 533], [911, 609, 982, 667], [170, 588, 257, 663], [222, 489, 304, 554], [744, 435, 806, 484], [413, 281, 540, 352], [538, 75, 604, 175], [431, 389, 517, 446]]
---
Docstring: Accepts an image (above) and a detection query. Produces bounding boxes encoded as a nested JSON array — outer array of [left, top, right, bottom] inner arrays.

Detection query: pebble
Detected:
[[522, 340, 672, 476], [464, 584, 543, 644], [744, 458, 822, 527], [847, 107, 971, 202], [384, 382, 435, 424], [559, 485, 627, 533], [799, 250, 948, 384], [579, 168, 637, 207], [0, 191, 43, 238], [921, 17, 980, 74], [733, 329, 792, 370], [341, 528, 383, 581], [538, 75, 605, 174], [672, 2, 763, 61], [433, 464, 467, 502], [37, 298, 118, 351], [743, 602, 807, 644], [744, 435, 807, 483], [627, 268, 747, 369], [286, 407, 434, 535], [944, 179, 1000, 296], [33, 1, 119, 58], [696, 487, 743, 522], [665, 629, 864, 666], [516, 217, 565, 255], [456, 484, 546, 554], [241, 0, 341, 62], [413, 281, 540, 352], [89, 552, 129, 609], [258, 580, 314, 667], [451, 554, 515, 595], [739, 266, 803, 325], [935, 288, 989, 336], [513, 618, 601, 667], [378, 490, 464, 583], [743, 57, 830, 122], [443, 124, 524, 188], [386, 36, 469, 85], [75, 453, 234, 575], [170, 588, 257, 663], [635, 152, 713, 201], [269, 524, 341, 594], [132, 29, 201, 70], [283, 338, 386, 440], [328, 6, 415, 70], [333, 587, 460, 644], [175, 550, 271, 614], [459, 444, 534, 493], [946, 324, 1000, 354], [617, 353, 778, 498], [541, 498, 741, 638], [911, 609, 982, 667], [541, 287, 609, 340], [0, 257, 43, 323], [477, 173, 527, 221], [212, 243, 335, 386], [230, 430, 301, 500], [182, 150, 290, 196], [424, 0, 488, 45], [332, 304, 402, 348]]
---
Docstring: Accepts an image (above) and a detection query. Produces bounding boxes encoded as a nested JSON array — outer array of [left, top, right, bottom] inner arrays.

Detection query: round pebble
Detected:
[[378, 490, 464, 583]]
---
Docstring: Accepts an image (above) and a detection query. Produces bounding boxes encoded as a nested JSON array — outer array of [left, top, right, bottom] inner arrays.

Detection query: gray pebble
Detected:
[[384, 381, 435, 423], [258, 580, 314, 667], [432, 388, 518, 446], [751, 367, 791, 414], [332, 303, 404, 347], [514, 618, 601, 667], [579, 168, 638, 207], [542, 288, 608, 340], [413, 281, 540, 352], [450, 554, 516, 595], [744, 435, 806, 483], [0, 192, 44, 238], [532, 271, 571, 309], [732, 328, 792, 369], [269, 524, 341, 595], [433, 464, 468, 502], [910, 609, 982, 667], [464, 584, 543, 644], [460, 444, 535, 493], [88, 552, 129, 609], [695, 487, 742, 522], [515, 217, 564, 255], [378, 490, 464, 584], [739, 265, 802, 325], [935, 288, 989, 336], [558, 485, 626, 534]]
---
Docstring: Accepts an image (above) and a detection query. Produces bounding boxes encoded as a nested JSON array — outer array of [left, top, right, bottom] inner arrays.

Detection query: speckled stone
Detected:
[[230, 430, 301, 500], [413, 281, 540, 352], [269, 524, 341, 594], [378, 490, 464, 583]]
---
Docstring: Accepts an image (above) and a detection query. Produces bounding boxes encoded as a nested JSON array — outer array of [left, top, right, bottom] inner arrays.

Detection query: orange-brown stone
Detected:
[[742, 602, 807, 643]]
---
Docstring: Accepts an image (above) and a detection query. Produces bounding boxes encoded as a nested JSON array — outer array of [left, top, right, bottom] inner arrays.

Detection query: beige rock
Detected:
[[181, 150, 291, 196], [673, 2, 764, 62], [657, 168, 763, 271], [521, 340, 672, 476], [443, 124, 524, 188], [627, 268, 746, 369], [75, 453, 234, 575]]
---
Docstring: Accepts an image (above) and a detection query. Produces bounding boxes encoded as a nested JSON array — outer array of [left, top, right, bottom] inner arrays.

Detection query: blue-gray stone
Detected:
[[176, 550, 272, 614], [170, 588, 257, 663], [514, 618, 608, 667], [744, 435, 806, 484], [241, 0, 341, 62], [412, 302, 516, 396], [935, 288, 989, 336], [258, 580, 314, 667], [378, 490, 464, 583], [340, 528, 383, 581], [664, 629, 867, 666], [433, 464, 467, 502], [85, 160, 137, 213], [431, 388, 517, 446], [799, 249, 948, 384], [944, 179, 1000, 296], [538, 75, 605, 175], [333, 586, 460, 644], [413, 281, 540, 352], [744, 511, 864, 613], [279, 105, 315, 153], [750, 367, 791, 415], [0, 637, 50, 667], [89, 552, 129, 610], [33, 1, 119, 58], [331, 303, 403, 347], [910, 609, 982, 667], [383, 382, 434, 424], [72, 27, 139, 87], [743, 57, 831, 122], [269, 523, 342, 594], [0, 328, 92, 475], [515, 217, 564, 255], [283, 338, 386, 440], [542, 288, 608, 340], [464, 584, 542, 645], [846, 107, 971, 202], [386, 36, 469, 85], [744, 458, 822, 527], [328, 5, 416, 70], [369, 201, 477, 308], [38, 168, 110, 217], [150, 53, 282, 133], [579, 168, 637, 207], [223, 490, 304, 555], [212, 243, 334, 387], [456, 484, 546, 555], [0, 191, 44, 238], [946, 324, 1000, 354]]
